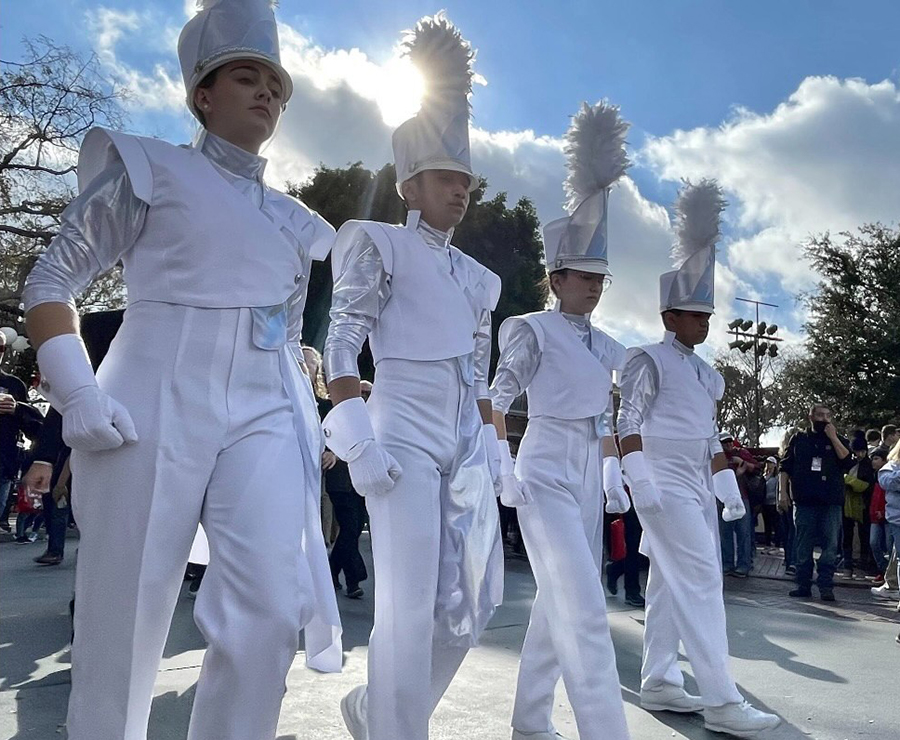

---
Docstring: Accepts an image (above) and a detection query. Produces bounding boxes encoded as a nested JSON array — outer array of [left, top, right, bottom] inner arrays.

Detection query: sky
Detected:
[[4, 0, 900, 366]]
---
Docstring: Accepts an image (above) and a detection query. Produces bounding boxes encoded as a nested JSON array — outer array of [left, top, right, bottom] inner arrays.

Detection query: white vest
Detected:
[[78, 128, 333, 309], [331, 217, 501, 363], [501, 311, 625, 420], [633, 337, 724, 440]]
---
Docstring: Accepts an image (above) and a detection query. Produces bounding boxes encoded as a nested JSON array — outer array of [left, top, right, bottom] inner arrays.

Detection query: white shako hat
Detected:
[[178, 0, 293, 121], [543, 101, 630, 277], [659, 178, 727, 314], [392, 13, 478, 194]]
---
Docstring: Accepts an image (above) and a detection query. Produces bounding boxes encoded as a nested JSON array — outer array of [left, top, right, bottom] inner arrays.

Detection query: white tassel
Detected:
[[402, 12, 475, 97], [671, 178, 727, 264], [563, 101, 630, 212]]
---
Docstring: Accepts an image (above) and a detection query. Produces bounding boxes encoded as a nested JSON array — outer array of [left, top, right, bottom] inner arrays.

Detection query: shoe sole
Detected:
[[641, 701, 703, 713], [340, 694, 367, 740], [704, 719, 780, 737]]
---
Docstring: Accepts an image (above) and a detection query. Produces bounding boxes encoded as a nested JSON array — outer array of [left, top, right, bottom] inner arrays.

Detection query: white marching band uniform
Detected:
[[617, 181, 780, 735], [23, 1, 341, 738], [491, 101, 632, 740], [321, 15, 503, 740]]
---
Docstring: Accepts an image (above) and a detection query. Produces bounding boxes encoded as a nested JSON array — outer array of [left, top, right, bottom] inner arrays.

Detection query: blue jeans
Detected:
[[42, 492, 70, 557], [870, 521, 891, 574], [889, 523, 900, 587], [0, 477, 12, 522], [794, 504, 842, 590], [720, 502, 753, 573], [780, 508, 797, 567]]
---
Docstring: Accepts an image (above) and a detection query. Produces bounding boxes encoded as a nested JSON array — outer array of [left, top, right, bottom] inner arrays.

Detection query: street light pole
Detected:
[[727, 298, 782, 447]]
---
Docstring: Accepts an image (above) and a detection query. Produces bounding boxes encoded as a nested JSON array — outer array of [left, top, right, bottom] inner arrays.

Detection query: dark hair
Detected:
[[882, 424, 898, 438], [194, 67, 220, 127], [538, 268, 571, 300], [866, 428, 882, 443], [871, 446, 890, 461]]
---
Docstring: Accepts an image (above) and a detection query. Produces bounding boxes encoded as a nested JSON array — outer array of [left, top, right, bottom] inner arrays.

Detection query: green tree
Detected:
[[782, 224, 900, 428], [288, 163, 546, 379]]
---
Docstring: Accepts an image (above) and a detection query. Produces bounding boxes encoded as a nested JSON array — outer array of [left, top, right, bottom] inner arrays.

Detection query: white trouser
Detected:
[[638, 436, 743, 707], [67, 303, 320, 740], [512, 416, 631, 740], [364, 357, 502, 740]]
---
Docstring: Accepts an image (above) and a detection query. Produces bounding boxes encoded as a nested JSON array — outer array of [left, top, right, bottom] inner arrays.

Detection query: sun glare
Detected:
[[375, 56, 424, 127]]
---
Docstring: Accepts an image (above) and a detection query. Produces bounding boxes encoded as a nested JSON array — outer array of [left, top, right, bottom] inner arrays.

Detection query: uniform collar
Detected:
[[663, 330, 696, 356], [407, 210, 453, 249], [195, 129, 267, 183]]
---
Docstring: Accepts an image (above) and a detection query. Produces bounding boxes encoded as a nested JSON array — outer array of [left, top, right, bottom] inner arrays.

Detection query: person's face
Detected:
[[194, 60, 284, 152], [765, 461, 777, 476], [887, 433, 900, 448], [810, 407, 832, 425], [402, 169, 471, 232], [663, 310, 710, 347], [854, 448, 867, 459], [873, 455, 886, 472], [552, 269, 606, 315], [722, 440, 735, 454]]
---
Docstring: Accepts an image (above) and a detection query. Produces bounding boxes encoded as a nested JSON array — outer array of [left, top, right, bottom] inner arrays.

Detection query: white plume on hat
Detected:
[[542, 100, 631, 277], [392, 13, 479, 193], [659, 178, 727, 314]]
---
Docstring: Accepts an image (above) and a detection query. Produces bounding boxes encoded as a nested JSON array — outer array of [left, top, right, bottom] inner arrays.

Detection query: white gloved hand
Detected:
[[323, 397, 402, 497], [622, 450, 663, 516], [712, 468, 745, 521], [481, 424, 502, 490], [497, 440, 531, 507], [602, 456, 631, 514], [345, 439, 402, 497], [722, 499, 746, 522], [38, 334, 138, 452]]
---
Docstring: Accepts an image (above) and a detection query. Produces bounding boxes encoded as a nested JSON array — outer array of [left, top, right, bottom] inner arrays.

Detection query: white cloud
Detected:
[[87, 7, 184, 112], [642, 75, 900, 300]]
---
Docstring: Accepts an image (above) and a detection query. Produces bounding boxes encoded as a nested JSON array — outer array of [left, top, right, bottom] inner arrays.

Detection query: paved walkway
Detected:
[[2, 525, 899, 739]]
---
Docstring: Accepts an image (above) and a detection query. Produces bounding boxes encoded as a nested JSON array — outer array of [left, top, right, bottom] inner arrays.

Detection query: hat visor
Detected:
[[551, 258, 612, 277], [660, 301, 715, 314], [187, 52, 293, 119], [397, 159, 479, 193]]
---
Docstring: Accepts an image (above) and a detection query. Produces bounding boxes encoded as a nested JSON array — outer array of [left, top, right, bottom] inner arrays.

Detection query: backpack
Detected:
[[745, 471, 767, 508]]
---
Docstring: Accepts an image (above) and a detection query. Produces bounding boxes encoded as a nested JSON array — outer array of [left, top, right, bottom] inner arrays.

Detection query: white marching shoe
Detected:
[[640, 683, 704, 713], [340, 685, 368, 740], [703, 701, 781, 737], [511, 730, 571, 740]]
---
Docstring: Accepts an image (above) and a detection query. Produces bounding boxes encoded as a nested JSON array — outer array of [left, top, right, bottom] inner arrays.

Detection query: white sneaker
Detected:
[[512, 731, 571, 740], [704, 701, 780, 737], [340, 685, 368, 740], [870, 584, 900, 600], [640, 684, 703, 713]]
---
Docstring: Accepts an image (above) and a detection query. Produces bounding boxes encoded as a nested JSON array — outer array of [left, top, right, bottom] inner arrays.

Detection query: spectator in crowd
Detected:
[[304, 346, 369, 600], [778, 427, 802, 575], [780, 404, 853, 601], [0, 332, 31, 533], [875, 439, 900, 643], [761, 456, 780, 550], [605, 507, 646, 607], [882, 425, 899, 451], [868, 446, 890, 588], [866, 428, 882, 454], [22, 408, 71, 565], [842, 435, 875, 577], [719, 432, 757, 578]]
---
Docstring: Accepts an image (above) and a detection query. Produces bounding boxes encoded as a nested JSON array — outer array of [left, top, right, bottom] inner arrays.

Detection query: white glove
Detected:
[[498, 439, 531, 507], [712, 469, 746, 521], [323, 397, 401, 497], [481, 424, 502, 490], [602, 456, 631, 514], [38, 334, 138, 452], [622, 450, 663, 516]]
